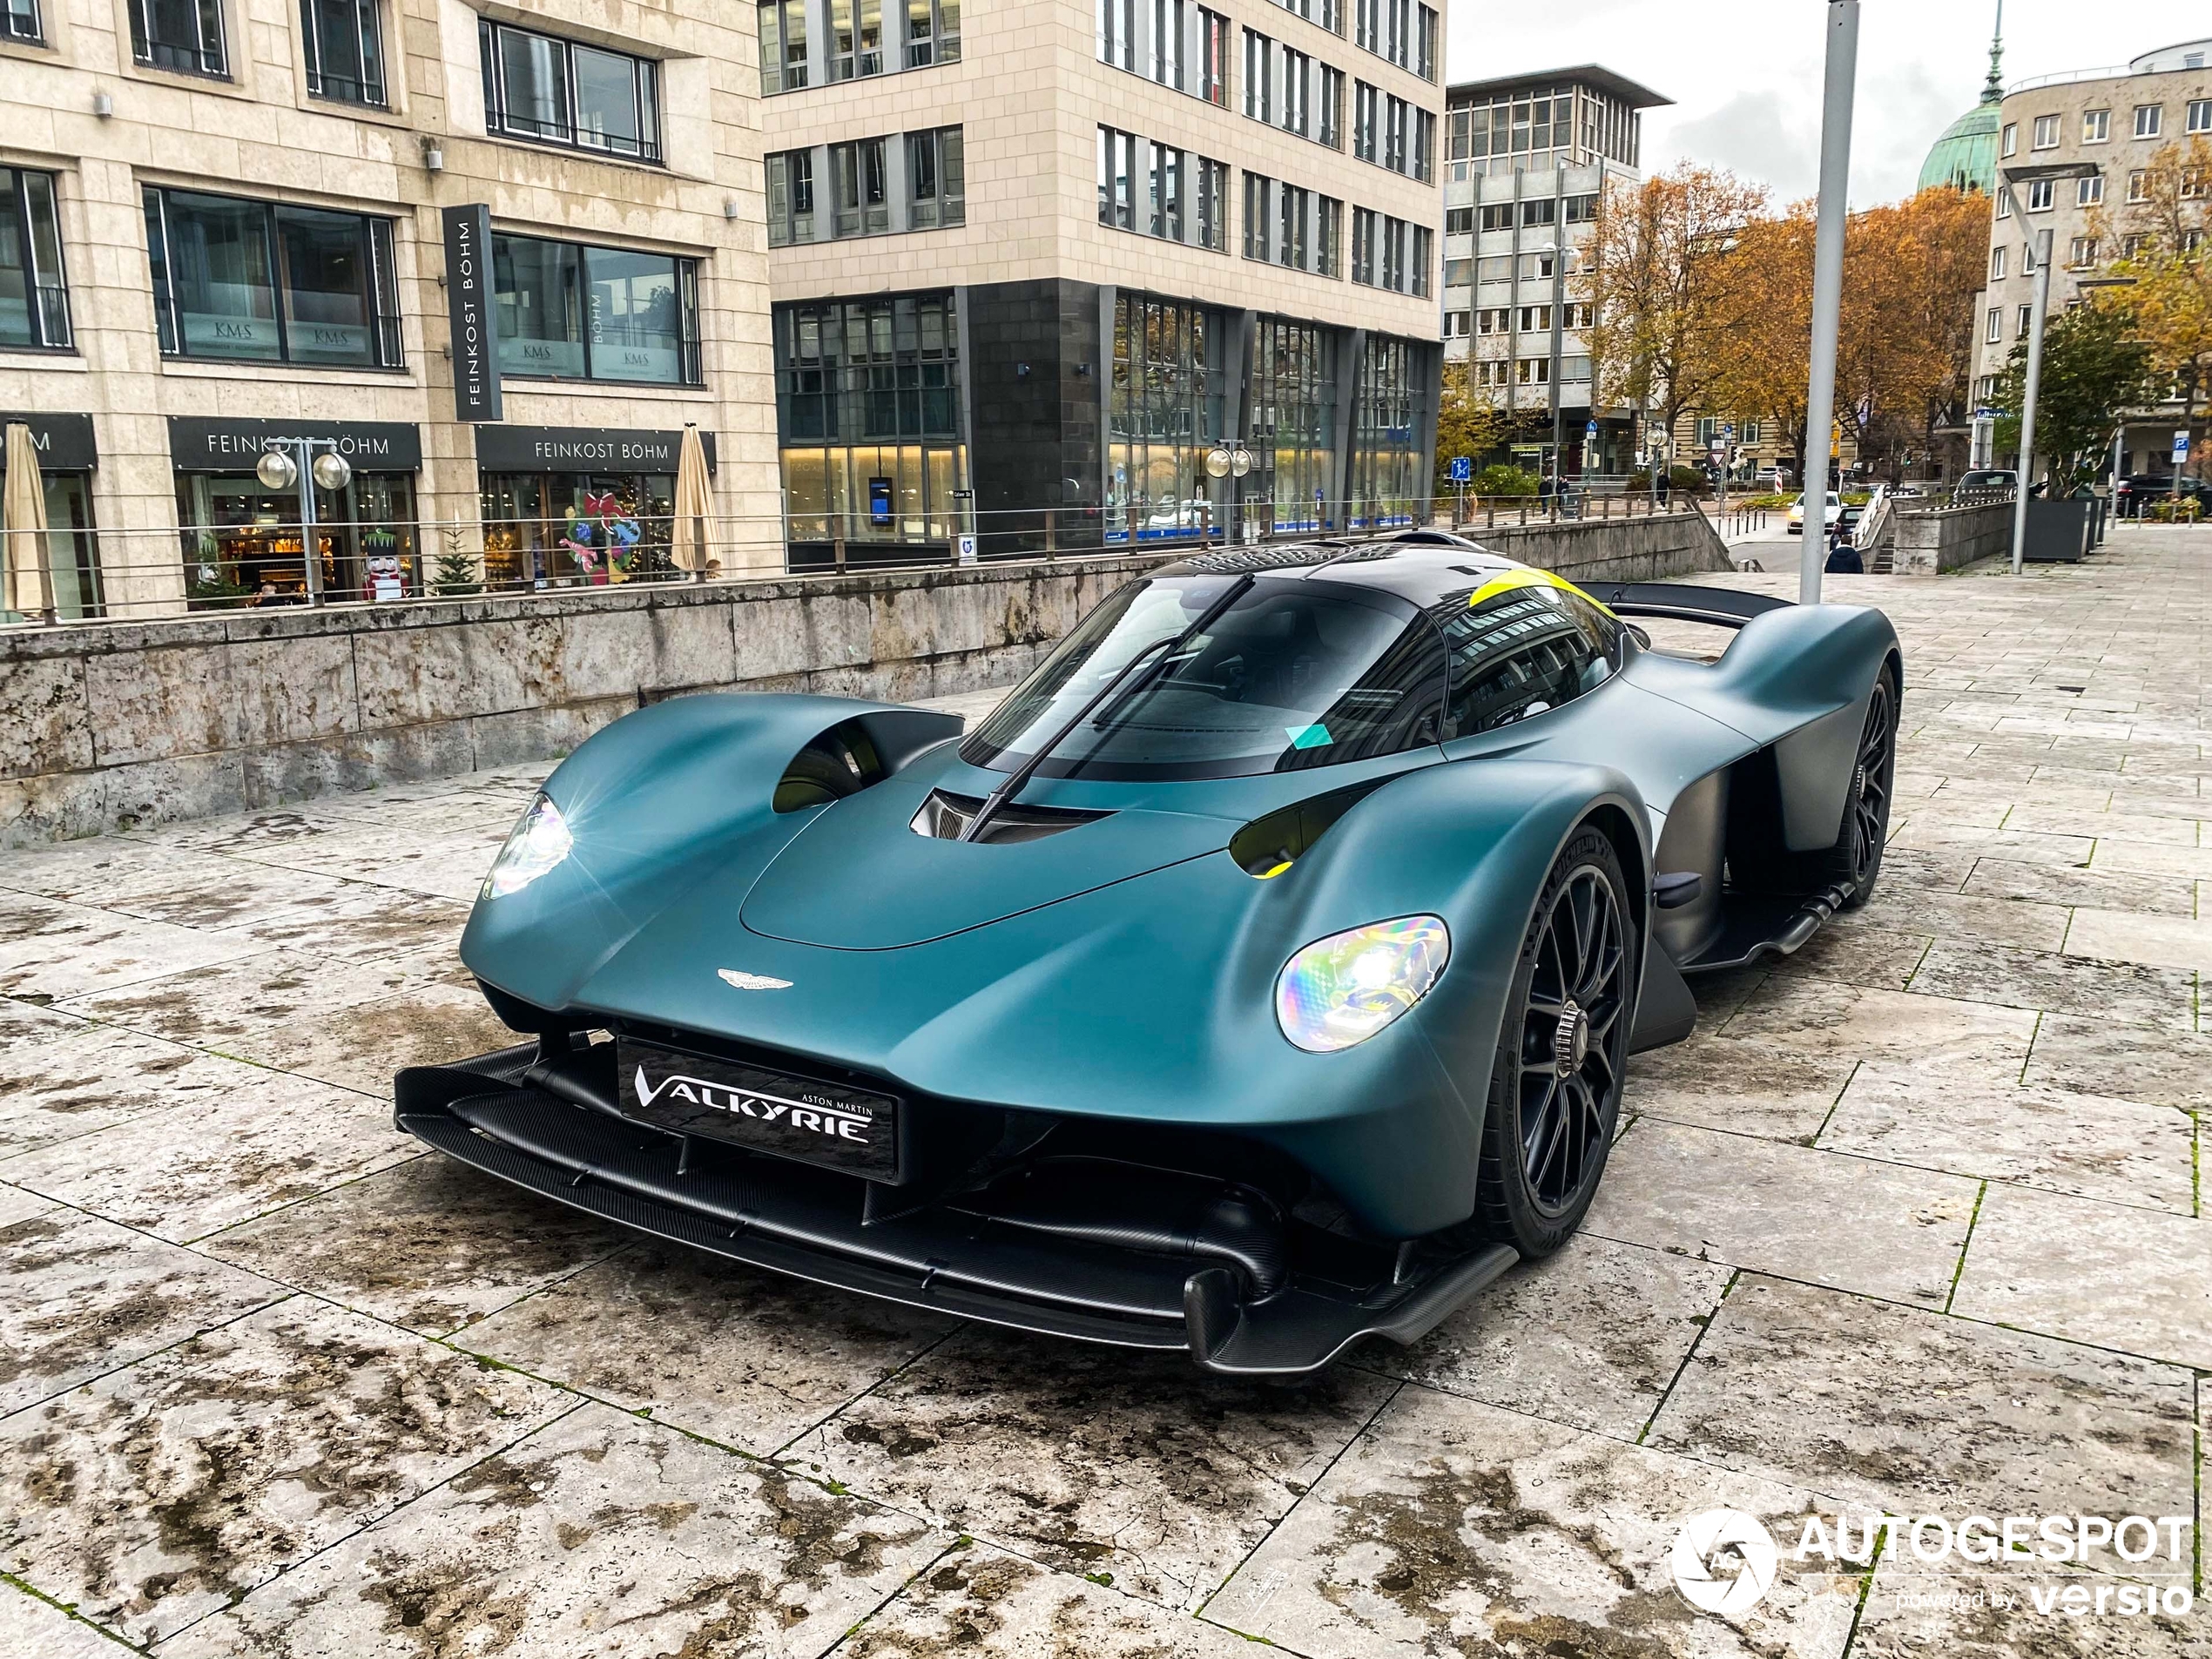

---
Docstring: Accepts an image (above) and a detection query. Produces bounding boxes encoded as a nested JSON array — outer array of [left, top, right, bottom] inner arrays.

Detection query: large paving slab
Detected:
[[0, 527, 2208, 1654]]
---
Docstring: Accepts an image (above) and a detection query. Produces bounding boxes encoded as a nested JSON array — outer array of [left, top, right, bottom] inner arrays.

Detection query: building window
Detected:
[[775, 294, 964, 554], [1383, 0, 1408, 66], [1351, 206, 1374, 285], [1413, 110, 1434, 182], [2082, 109, 2109, 143], [2067, 235, 2098, 267], [2000, 123, 2016, 157], [1352, 81, 1378, 162], [1995, 189, 2012, 218], [1989, 245, 2006, 280], [1150, 142, 1183, 239], [765, 150, 816, 246], [1563, 192, 1599, 224], [1442, 311, 1468, 338], [300, 0, 386, 105], [907, 127, 965, 230], [828, 0, 883, 81], [1984, 307, 2001, 344], [1198, 8, 1227, 104], [902, 0, 958, 66], [1108, 293, 1225, 543], [1410, 224, 1430, 298], [2077, 173, 2103, 206], [1, 169, 71, 351], [1280, 46, 1309, 137], [2025, 179, 2053, 212], [1278, 183, 1310, 269], [1479, 203, 1511, 232], [1515, 357, 1547, 385], [2031, 114, 2059, 150], [1243, 172, 1271, 260], [145, 188, 401, 368], [1443, 256, 1470, 287], [2016, 305, 2032, 340], [2189, 99, 2212, 135], [481, 22, 662, 162], [2127, 169, 2148, 203], [1415, 3, 1435, 79], [1196, 156, 1228, 250], [1379, 215, 1405, 291], [3, 0, 38, 41], [491, 233, 700, 384], [1517, 304, 1550, 331], [1353, 0, 1375, 53], [1384, 96, 1407, 173], [1318, 65, 1344, 148], [1317, 195, 1342, 277], [1521, 198, 1554, 227], [2133, 105, 2161, 138], [832, 137, 892, 236], [1350, 335, 1422, 528], [1246, 317, 1338, 532], [1152, 0, 1183, 88], [1444, 206, 1472, 234], [1097, 126, 1136, 230], [759, 0, 807, 91], [1242, 29, 1271, 122], [130, 0, 226, 75], [1097, 0, 1133, 71]]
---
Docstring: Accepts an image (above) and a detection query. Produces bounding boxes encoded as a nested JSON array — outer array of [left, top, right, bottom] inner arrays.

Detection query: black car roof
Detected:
[[1155, 533, 1529, 608]]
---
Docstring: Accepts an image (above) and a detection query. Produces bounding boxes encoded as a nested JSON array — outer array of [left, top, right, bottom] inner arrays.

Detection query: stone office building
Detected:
[[754, 0, 1447, 564], [1440, 64, 1668, 482], [0, 0, 783, 619]]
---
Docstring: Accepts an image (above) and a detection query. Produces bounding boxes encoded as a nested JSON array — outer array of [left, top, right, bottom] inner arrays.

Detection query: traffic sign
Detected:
[[2176, 430, 2193, 463], [1584, 421, 1600, 440], [956, 533, 977, 566], [1448, 455, 1473, 483]]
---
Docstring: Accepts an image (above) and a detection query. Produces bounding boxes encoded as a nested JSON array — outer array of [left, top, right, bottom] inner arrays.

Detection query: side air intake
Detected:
[[772, 709, 965, 813]]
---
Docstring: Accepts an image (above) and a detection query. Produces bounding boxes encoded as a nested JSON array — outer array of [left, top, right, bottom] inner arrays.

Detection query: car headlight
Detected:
[[1275, 915, 1450, 1054], [483, 793, 572, 899]]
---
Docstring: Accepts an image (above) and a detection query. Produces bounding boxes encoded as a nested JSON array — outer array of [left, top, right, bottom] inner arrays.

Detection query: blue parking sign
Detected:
[[1449, 455, 1473, 483]]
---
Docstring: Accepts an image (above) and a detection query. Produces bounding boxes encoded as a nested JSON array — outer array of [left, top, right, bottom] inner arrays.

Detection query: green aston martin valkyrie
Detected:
[[396, 532, 1902, 1374]]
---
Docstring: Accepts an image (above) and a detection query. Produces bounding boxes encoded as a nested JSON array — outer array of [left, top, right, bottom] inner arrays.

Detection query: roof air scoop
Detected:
[[910, 789, 1109, 846]]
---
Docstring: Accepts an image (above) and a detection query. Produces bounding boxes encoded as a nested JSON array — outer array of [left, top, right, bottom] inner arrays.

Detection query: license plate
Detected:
[[616, 1039, 898, 1180]]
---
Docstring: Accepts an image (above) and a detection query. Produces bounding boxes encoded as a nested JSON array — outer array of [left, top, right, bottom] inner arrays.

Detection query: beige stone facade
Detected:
[[1969, 43, 2211, 478], [753, 0, 1447, 559], [0, 0, 784, 620]]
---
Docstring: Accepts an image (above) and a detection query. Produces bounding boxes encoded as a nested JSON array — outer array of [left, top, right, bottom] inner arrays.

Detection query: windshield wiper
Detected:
[[960, 577, 1251, 845]]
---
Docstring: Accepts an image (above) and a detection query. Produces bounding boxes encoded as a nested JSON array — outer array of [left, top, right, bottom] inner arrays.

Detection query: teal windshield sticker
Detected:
[[1285, 724, 1334, 750]]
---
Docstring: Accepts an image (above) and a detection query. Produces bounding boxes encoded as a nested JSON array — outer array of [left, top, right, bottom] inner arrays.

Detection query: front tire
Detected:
[[1831, 666, 1898, 909], [1473, 829, 1636, 1258]]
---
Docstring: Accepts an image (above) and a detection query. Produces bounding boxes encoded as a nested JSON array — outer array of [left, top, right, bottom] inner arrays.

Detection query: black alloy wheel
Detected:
[[1473, 828, 1635, 1257], [1836, 668, 1898, 907]]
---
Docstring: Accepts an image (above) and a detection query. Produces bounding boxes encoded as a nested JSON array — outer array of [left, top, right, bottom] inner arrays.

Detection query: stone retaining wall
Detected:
[[1892, 501, 2014, 575], [0, 511, 1731, 846]]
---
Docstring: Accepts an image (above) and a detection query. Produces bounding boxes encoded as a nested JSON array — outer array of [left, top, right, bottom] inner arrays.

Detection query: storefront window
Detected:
[[145, 188, 402, 368], [177, 469, 418, 608], [774, 293, 965, 561], [1244, 317, 1337, 534], [479, 470, 679, 590], [0, 469, 101, 621], [492, 233, 702, 386], [1349, 335, 1426, 529], [1106, 293, 1225, 543]]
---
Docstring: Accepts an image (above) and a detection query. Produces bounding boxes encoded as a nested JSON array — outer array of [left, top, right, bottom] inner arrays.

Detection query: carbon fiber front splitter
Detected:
[[395, 1045, 1517, 1377]]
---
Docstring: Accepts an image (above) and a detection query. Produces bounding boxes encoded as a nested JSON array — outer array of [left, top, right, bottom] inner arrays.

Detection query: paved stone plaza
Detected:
[[3, 529, 2208, 1656]]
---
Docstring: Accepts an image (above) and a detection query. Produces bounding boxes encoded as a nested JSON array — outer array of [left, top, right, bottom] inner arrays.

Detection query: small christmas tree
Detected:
[[434, 524, 482, 596]]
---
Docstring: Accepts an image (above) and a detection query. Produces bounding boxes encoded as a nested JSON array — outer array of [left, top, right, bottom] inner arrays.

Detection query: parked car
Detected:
[[2114, 475, 2212, 516], [1955, 469, 2018, 496], [1787, 492, 1842, 535], [397, 536, 1902, 1374]]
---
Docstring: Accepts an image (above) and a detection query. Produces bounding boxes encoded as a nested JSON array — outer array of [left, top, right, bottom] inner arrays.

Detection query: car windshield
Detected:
[[963, 575, 1447, 781]]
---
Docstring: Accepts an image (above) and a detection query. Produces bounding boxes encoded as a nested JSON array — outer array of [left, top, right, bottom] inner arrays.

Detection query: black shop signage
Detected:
[[0, 413, 98, 474], [167, 416, 423, 472], [474, 425, 717, 475], [442, 203, 502, 423]]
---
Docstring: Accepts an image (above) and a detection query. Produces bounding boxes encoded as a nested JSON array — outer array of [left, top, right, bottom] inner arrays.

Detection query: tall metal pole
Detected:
[[1799, 0, 1859, 604], [2010, 224, 2054, 575]]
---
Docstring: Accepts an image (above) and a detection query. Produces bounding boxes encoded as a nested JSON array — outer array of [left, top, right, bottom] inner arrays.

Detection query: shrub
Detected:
[[1473, 464, 1541, 497]]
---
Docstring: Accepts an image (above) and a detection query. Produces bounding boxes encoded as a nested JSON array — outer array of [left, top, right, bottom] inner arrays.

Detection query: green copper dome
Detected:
[[1919, 103, 2000, 194], [1920, 3, 2005, 195]]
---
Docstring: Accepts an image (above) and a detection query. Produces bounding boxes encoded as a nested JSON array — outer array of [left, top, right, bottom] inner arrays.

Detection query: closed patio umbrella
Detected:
[[671, 424, 716, 580], [2, 421, 56, 624]]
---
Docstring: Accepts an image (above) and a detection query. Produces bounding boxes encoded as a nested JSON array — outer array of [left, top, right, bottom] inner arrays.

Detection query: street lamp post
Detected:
[[1800, 0, 1860, 606]]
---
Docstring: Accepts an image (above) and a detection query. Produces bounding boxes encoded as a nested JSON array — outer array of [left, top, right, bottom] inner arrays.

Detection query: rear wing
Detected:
[[1581, 583, 1792, 631]]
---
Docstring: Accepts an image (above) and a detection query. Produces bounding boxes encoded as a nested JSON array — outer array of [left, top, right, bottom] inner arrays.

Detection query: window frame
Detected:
[[300, 0, 388, 108], [2076, 173, 2103, 206], [2082, 109, 2110, 143], [490, 228, 704, 386], [2030, 113, 2059, 151], [831, 135, 893, 237], [130, 0, 228, 77], [1097, 125, 1136, 232], [481, 20, 663, 165], [1242, 27, 1271, 123], [2188, 99, 2212, 136], [901, 0, 960, 69], [827, 0, 885, 83], [144, 185, 403, 370], [1197, 7, 1227, 105], [2, 0, 39, 42], [0, 167, 72, 352], [2133, 104, 2161, 138], [906, 126, 965, 232], [765, 148, 817, 246]]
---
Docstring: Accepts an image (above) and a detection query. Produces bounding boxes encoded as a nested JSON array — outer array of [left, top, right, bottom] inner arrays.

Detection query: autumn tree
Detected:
[[1432, 360, 1516, 492], [1583, 165, 1769, 458], [1708, 204, 1816, 477], [1992, 300, 2159, 495], [2092, 134, 2212, 485]]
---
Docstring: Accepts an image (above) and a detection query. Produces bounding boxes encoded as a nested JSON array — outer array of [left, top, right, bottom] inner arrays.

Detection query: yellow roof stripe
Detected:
[[1464, 565, 1616, 617]]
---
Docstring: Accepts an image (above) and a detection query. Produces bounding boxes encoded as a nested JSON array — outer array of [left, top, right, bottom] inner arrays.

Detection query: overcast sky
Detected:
[[1446, 1, 2202, 204]]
